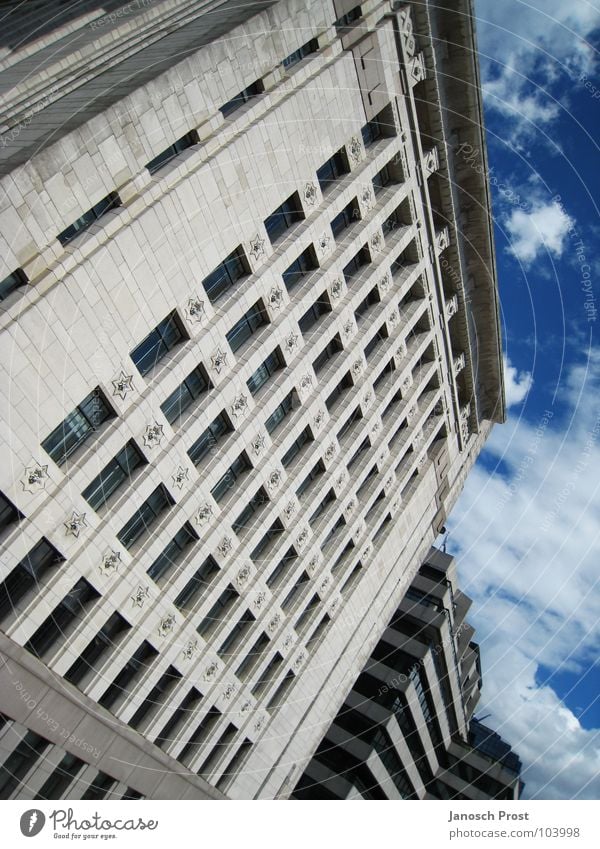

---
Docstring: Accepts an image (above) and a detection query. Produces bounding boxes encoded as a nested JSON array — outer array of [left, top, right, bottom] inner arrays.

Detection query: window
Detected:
[[0, 730, 49, 799], [82, 440, 146, 511], [282, 245, 318, 292], [298, 292, 332, 334], [196, 584, 238, 637], [264, 192, 304, 243], [251, 652, 284, 697], [337, 405, 362, 441], [187, 411, 233, 466], [197, 722, 238, 779], [296, 459, 326, 499], [343, 246, 370, 282], [364, 323, 388, 360], [226, 300, 269, 353], [42, 388, 114, 466], [0, 491, 23, 532], [316, 148, 350, 192], [25, 578, 100, 660], [0, 538, 64, 625], [308, 488, 336, 526], [117, 484, 174, 550], [145, 130, 199, 174], [155, 687, 202, 750], [218, 610, 256, 659], [161, 363, 212, 425], [130, 310, 187, 376], [235, 633, 270, 680], [354, 286, 380, 322], [174, 555, 220, 613], [232, 487, 269, 534], [294, 593, 320, 634], [57, 192, 121, 245], [129, 666, 182, 731], [99, 641, 158, 710], [334, 5, 362, 29], [330, 198, 360, 238], [211, 452, 252, 503], [265, 389, 296, 434], [0, 268, 27, 302], [282, 571, 309, 611], [282, 38, 319, 69], [373, 163, 392, 194], [281, 426, 313, 468], [36, 752, 85, 800], [361, 105, 395, 147], [147, 522, 198, 584], [64, 612, 131, 687], [348, 435, 371, 470], [312, 334, 343, 374], [250, 519, 285, 562], [201, 246, 248, 303], [266, 546, 298, 589], [220, 79, 264, 118], [246, 348, 285, 396], [325, 372, 353, 413], [177, 706, 222, 767]]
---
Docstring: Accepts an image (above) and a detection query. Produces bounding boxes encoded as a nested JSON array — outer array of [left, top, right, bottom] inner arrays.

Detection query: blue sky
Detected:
[[445, 0, 600, 799]]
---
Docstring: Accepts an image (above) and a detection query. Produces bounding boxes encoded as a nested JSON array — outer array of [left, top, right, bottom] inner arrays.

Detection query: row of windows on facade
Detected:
[[0, 94, 401, 304]]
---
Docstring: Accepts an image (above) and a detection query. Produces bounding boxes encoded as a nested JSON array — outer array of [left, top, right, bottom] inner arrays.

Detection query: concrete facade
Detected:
[[293, 548, 523, 800], [0, 0, 504, 799]]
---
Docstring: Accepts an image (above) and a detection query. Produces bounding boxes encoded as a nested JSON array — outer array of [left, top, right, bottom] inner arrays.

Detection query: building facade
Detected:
[[293, 547, 523, 800], [0, 0, 504, 799]]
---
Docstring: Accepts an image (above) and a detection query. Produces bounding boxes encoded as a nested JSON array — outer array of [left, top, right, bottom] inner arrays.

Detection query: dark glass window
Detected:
[[160, 363, 212, 425], [373, 163, 392, 193], [281, 426, 313, 468], [174, 555, 220, 612], [220, 79, 264, 117], [246, 348, 285, 395], [312, 334, 343, 374], [36, 752, 85, 800], [334, 5, 362, 29], [235, 633, 270, 680], [308, 488, 336, 526], [355, 286, 381, 322], [325, 372, 353, 413], [282, 571, 309, 611], [81, 771, 116, 800], [128, 666, 182, 730], [187, 411, 233, 466], [364, 323, 388, 360], [42, 388, 114, 466], [0, 538, 64, 625], [117, 484, 174, 550], [0, 730, 49, 799], [282, 245, 318, 292], [25, 578, 100, 660], [226, 301, 269, 353], [211, 452, 252, 503], [343, 246, 371, 282], [265, 390, 296, 435], [330, 198, 360, 238], [0, 268, 27, 302], [201, 247, 248, 303], [296, 459, 326, 499], [99, 641, 158, 710], [82, 440, 145, 511], [264, 192, 304, 243], [348, 435, 371, 470], [251, 652, 284, 697], [147, 522, 198, 584], [250, 519, 284, 562], [130, 310, 187, 377], [282, 38, 319, 69], [316, 148, 350, 192], [176, 706, 221, 767], [64, 612, 131, 686], [298, 292, 332, 334], [155, 687, 202, 750], [361, 105, 395, 147], [232, 487, 269, 534], [218, 609, 256, 658], [145, 130, 199, 175], [57, 192, 121, 245], [196, 584, 238, 637], [0, 491, 23, 532], [266, 546, 298, 589]]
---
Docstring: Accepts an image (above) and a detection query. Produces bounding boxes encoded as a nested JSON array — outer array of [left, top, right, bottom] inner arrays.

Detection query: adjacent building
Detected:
[[293, 547, 523, 800], [0, 0, 504, 799]]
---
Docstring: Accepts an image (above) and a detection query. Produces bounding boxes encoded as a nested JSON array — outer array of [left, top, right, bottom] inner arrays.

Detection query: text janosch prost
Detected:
[[447, 811, 530, 822]]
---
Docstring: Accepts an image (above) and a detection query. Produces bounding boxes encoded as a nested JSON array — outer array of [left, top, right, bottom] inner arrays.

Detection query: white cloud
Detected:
[[448, 352, 600, 798], [503, 355, 533, 406], [504, 200, 574, 264], [475, 0, 600, 138]]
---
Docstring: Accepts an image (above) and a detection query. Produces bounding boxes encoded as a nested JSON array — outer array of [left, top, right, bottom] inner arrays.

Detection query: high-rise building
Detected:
[[293, 547, 523, 800], [0, 0, 504, 800]]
